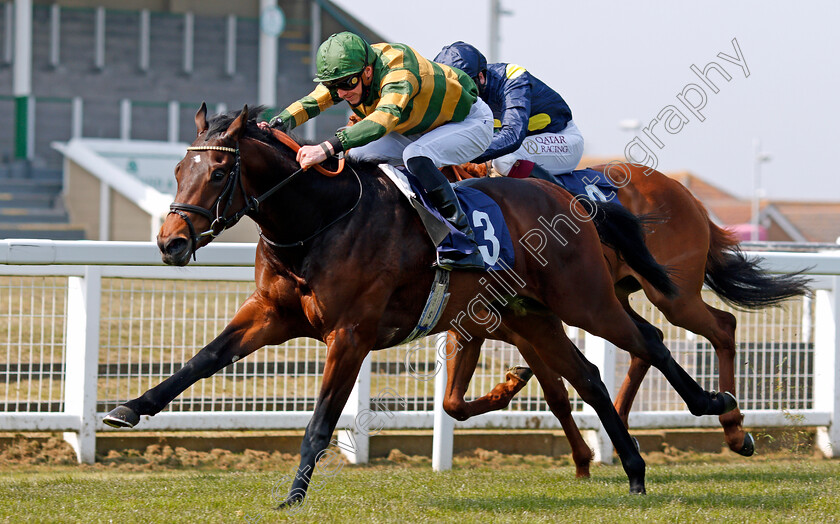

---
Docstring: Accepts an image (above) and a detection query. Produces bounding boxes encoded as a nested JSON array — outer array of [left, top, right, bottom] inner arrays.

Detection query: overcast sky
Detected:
[[331, 0, 839, 202]]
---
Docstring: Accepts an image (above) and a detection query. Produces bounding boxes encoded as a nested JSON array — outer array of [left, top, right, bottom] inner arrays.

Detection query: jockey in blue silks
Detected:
[[434, 41, 584, 181]]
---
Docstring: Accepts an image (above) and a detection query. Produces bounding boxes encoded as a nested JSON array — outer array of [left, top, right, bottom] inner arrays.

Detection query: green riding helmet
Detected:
[[313, 32, 372, 83]]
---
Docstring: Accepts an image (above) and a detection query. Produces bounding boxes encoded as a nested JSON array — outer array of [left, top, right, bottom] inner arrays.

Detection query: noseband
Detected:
[[168, 137, 360, 258]]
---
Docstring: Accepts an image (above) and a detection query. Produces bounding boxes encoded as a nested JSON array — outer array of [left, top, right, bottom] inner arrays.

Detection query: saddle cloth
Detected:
[[554, 167, 621, 204], [379, 165, 515, 271]]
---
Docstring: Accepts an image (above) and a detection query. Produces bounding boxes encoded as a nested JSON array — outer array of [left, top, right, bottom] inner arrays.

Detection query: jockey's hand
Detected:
[[258, 116, 288, 133], [297, 145, 327, 170]]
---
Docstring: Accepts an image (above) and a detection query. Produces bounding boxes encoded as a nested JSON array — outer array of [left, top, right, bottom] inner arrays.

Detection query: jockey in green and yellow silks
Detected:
[[262, 32, 494, 270]]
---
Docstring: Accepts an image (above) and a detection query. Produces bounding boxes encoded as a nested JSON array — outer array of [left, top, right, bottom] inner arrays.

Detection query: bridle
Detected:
[[168, 131, 358, 258]]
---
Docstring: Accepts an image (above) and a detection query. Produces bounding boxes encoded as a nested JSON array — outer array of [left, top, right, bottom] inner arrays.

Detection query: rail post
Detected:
[[62, 266, 102, 464], [337, 352, 371, 463], [433, 332, 455, 471], [815, 276, 840, 457], [582, 332, 617, 463]]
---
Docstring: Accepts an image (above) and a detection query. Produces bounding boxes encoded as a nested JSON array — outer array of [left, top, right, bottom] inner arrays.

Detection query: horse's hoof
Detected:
[[505, 366, 533, 384], [629, 483, 646, 495], [574, 467, 591, 479], [103, 405, 139, 428], [720, 391, 738, 414], [735, 432, 756, 457], [708, 391, 738, 415], [275, 496, 304, 511]]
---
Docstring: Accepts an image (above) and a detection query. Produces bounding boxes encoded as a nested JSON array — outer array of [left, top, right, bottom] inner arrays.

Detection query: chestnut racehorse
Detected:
[[102, 105, 738, 504], [440, 162, 810, 476]]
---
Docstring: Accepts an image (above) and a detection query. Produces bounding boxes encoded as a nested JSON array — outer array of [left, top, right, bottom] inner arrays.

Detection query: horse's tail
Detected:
[[587, 198, 678, 299], [704, 216, 812, 308]]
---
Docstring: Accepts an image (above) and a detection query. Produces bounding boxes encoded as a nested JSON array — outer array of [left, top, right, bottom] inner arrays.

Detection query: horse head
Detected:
[[158, 102, 362, 266], [158, 103, 260, 265]]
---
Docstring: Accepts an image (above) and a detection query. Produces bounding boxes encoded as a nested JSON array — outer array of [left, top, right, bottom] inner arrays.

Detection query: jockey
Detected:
[[434, 41, 583, 182], [261, 32, 492, 270]]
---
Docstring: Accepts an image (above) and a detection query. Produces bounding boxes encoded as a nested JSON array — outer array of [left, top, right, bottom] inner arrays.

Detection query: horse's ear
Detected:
[[195, 102, 208, 136], [222, 104, 248, 141]]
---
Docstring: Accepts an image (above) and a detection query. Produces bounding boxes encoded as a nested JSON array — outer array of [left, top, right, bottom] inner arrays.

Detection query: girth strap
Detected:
[[399, 269, 451, 346]]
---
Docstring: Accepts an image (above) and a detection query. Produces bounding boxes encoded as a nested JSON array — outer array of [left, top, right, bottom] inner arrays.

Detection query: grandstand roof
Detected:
[[762, 202, 840, 243]]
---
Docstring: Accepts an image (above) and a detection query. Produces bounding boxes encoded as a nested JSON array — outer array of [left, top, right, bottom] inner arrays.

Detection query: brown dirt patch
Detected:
[[0, 432, 827, 473]]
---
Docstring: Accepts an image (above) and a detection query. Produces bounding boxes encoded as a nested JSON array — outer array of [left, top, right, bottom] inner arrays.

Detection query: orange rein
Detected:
[[269, 128, 345, 177]]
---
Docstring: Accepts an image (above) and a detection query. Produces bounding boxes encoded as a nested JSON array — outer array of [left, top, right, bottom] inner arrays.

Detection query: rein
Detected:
[[169, 131, 356, 258], [269, 129, 345, 177]]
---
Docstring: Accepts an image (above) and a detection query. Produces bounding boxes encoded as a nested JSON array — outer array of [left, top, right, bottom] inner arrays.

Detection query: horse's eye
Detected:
[[211, 169, 226, 180]]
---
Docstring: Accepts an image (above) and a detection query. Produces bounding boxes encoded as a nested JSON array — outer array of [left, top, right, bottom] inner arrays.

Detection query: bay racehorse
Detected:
[[103, 105, 738, 504], [439, 161, 810, 476]]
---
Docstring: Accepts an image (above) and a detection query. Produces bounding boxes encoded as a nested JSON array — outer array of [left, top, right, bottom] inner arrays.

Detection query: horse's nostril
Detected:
[[162, 237, 190, 258]]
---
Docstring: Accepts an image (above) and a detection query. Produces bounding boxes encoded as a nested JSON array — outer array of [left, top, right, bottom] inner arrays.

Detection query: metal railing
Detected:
[[1, 240, 839, 468]]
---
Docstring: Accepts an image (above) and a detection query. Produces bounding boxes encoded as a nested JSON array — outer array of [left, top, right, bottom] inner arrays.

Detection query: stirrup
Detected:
[[433, 250, 485, 271]]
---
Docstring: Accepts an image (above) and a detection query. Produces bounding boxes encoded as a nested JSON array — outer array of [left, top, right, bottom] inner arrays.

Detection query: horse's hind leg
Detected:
[[443, 331, 593, 477], [567, 292, 737, 419], [613, 294, 656, 427], [513, 338, 593, 478], [442, 332, 487, 421], [705, 305, 752, 455], [652, 294, 752, 455], [443, 331, 533, 419], [505, 315, 645, 494]]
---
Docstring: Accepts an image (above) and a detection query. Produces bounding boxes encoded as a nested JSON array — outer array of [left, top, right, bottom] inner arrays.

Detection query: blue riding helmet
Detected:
[[434, 41, 487, 79]]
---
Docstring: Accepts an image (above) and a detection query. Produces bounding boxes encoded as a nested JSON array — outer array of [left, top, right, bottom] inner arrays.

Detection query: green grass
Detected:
[[1, 457, 839, 523]]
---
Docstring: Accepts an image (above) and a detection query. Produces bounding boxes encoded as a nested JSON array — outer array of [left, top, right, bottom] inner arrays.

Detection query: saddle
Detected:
[[453, 162, 621, 204], [554, 168, 620, 204], [379, 165, 515, 271]]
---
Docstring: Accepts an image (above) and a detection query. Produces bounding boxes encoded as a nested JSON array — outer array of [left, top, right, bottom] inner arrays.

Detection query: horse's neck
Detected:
[[253, 162, 434, 340], [252, 160, 407, 253]]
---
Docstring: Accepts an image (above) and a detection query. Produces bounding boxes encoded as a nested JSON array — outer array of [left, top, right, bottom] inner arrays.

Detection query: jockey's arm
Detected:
[[473, 73, 532, 163], [264, 84, 341, 132], [334, 75, 414, 151], [299, 77, 415, 169]]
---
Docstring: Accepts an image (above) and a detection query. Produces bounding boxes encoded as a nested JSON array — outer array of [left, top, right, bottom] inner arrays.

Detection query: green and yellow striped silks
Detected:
[[275, 43, 478, 150]]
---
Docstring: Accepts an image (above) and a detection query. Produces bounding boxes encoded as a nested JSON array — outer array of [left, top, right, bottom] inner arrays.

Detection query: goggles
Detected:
[[324, 73, 362, 91]]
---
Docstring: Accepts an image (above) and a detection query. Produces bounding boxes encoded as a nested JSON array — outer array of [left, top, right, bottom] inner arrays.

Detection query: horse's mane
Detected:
[[205, 105, 317, 149], [205, 105, 381, 175]]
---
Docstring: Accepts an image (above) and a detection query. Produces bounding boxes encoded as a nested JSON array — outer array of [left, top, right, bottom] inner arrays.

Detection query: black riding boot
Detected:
[[406, 157, 485, 270]]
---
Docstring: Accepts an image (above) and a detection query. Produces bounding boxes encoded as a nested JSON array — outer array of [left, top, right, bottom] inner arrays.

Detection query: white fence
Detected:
[[1, 240, 840, 468]]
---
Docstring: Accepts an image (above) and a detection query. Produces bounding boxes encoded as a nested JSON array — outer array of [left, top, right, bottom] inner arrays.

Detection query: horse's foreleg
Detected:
[[468, 365, 533, 414], [279, 328, 371, 509], [444, 329, 592, 478], [104, 295, 295, 428]]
